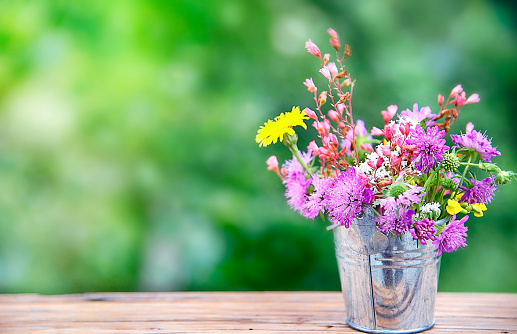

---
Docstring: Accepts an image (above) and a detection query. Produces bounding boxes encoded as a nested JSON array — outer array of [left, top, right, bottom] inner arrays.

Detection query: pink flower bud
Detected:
[[266, 155, 279, 171], [322, 119, 331, 134], [303, 78, 317, 93], [328, 133, 339, 145], [381, 146, 391, 157], [308, 140, 319, 155], [465, 93, 480, 104], [318, 91, 327, 105], [370, 126, 384, 136], [303, 107, 317, 120], [400, 122, 411, 136], [384, 124, 395, 140], [360, 144, 373, 152], [381, 105, 397, 123], [390, 155, 402, 166], [319, 66, 331, 80], [305, 39, 321, 57], [330, 38, 340, 51], [328, 109, 339, 122], [327, 28, 339, 39], [336, 103, 345, 114], [367, 160, 376, 169], [323, 53, 330, 64], [450, 84, 463, 97], [438, 94, 444, 106], [327, 62, 338, 78], [376, 156, 384, 168]]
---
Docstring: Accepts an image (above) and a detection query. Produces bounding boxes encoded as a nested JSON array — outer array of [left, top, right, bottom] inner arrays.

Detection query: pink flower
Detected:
[[303, 107, 317, 120], [323, 53, 330, 64], [453, 92, 479, 106], [308, 140, 320, 156], [305, 39, 321, 57], [327, 62, 339, 78], [266, 155, 279, 171], [438, 94, 444, 106], [381, 105, 397, 123], [319, 66, 331, 80], [328, 109, 339, 122], [465, 93, 480, 104], [303, 78, 317, 93], [266, 155, 283, 179], [330, 38, 340, 51], [370, 126, 384, 136], [450, 84, 463, 97], [327, 28, 339, 39]]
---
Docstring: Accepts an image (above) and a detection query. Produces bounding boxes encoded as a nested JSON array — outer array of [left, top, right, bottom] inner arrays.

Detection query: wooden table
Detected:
[[0, 292, 515, 333]]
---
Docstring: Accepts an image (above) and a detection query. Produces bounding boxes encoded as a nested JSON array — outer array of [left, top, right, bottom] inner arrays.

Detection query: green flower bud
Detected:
[[282, 133, 298, 147], [388, 183, 407, 198], [441, 152, 460, 171], [495, 170, 516, 185], [440, 178, 456, 190]]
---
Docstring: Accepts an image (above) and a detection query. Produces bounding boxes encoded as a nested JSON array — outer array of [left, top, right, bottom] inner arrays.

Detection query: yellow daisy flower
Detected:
[[256, 107, 309, 147]]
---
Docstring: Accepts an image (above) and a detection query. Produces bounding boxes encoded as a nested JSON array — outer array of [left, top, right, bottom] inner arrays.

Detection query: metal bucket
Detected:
[[333, 208, 441, 333]]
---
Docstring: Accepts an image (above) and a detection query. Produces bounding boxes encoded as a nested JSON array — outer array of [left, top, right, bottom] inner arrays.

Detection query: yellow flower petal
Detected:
[[256, 107, 308, 147], [446, 199, 463, 215], [472, 203, 487, 217]]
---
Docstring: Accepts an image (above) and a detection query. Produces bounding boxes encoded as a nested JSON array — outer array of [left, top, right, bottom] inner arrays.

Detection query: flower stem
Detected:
[[452, 155, 472, 198], [288, 142, 311, 174]]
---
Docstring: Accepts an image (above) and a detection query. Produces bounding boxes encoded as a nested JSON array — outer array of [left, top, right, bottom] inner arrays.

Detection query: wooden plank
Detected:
[[0, 292, 515, 333]]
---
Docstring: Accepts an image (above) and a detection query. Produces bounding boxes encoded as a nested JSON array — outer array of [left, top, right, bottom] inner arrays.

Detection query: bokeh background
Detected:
[[0, 0, 516, 294]]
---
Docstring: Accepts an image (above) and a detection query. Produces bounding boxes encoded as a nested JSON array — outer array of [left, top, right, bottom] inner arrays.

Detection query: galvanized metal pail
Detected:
[[333, 208, 441, 334]]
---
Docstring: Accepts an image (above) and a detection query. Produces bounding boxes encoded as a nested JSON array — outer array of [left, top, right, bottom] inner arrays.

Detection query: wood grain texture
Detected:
[[0, 292, 515, 333]]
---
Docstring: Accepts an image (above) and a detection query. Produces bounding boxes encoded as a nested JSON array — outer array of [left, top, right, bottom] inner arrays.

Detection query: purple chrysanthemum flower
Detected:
[[302, 175, 332, 219], [459, 176, 498, 204], [374, 185, 423, 236], [433, 215, 469, 255], [377, 206, 415, 236], [282, 150, 313, 179], [324, 168, 373, 228], [450, 129, 501, 162], [398, 103, 437, 127], [397, 186, 425, 207], [410, 218, 437, 245], [284, 172, 311, 217], [283, 151, 314, 218], [406, 125, 449, 173]]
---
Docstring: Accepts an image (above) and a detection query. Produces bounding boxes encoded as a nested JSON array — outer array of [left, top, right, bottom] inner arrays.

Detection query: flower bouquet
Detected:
[[255, 29, 515, 333]]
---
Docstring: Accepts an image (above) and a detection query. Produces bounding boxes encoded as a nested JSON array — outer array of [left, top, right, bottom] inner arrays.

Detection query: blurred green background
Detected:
[[0, 0, 516, 294]]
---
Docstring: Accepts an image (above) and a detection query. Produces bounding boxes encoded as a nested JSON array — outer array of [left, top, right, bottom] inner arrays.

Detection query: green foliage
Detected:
[[0, 0, 515, 293]]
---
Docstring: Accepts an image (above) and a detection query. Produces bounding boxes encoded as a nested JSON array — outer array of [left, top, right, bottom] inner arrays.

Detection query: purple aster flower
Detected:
[[284, 172, 311, 217], [282, 150, 313, 179], [433, 215, 469, 255], [410, 218, 437, 245], [406, 125, 449, 173], [450, 129, 501, 162], [397, 185, 425, 206], [302, 175, 332, 219], [282, 151, 315, 218], [324, 168, 373, 228], [398, 103, 437, 127], [459, 176, 498, 204], [376, 206, 415, 236]]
